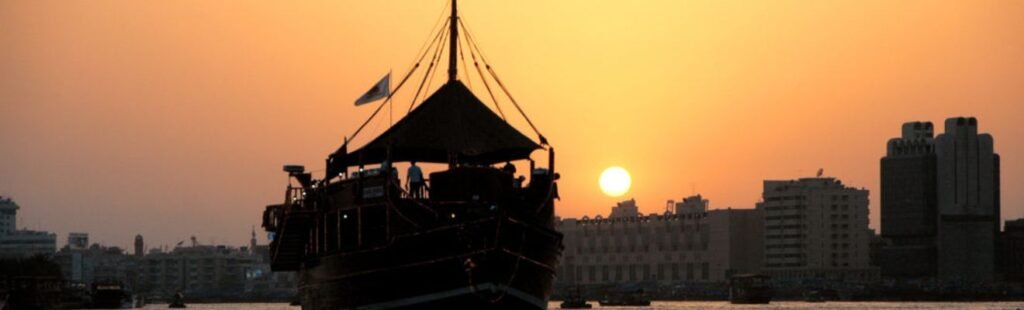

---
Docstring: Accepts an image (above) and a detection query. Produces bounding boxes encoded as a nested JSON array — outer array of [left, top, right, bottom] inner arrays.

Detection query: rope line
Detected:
[[460, 22, 506, 121], [458, 30, 473, 91], [409, 19, 450, 114], [460, 18, 545, 144], [421, 29, 449, 109]]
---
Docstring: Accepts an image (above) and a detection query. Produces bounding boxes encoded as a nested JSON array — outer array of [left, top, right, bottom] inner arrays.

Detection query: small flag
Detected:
[[354, 72, 391, 106]]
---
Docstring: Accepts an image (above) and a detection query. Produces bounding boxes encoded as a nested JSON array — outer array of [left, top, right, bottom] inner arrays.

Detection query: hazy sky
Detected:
[[2, 1, 1022, 250]]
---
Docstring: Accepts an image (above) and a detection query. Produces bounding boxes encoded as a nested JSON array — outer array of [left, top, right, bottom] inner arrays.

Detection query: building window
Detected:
[[686, 263, 694, 281]]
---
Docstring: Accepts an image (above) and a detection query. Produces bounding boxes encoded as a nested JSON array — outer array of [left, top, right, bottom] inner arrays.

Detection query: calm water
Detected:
[[130, 302, 1024, 309]]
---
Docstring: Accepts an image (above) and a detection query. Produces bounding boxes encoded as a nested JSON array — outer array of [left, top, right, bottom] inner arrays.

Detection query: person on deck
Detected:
[[407, 161, 425, 199], [502, 161, 517, 175]]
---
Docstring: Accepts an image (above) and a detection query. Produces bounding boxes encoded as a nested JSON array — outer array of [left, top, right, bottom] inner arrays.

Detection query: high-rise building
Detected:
[[935, 117, 1000, 282], [759, 177, 877, 282], [878, 117, 1002, 282], [879, 121, 938, 278]]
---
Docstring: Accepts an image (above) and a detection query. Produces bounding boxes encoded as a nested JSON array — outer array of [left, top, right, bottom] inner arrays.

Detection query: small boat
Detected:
[[598, 287, 651, 307], [89, 281, 128, 309], [168, 291, 186, 308], [559, 286, 592, 309], [804, 290, 826, 303], [729, 274, 772, 304]]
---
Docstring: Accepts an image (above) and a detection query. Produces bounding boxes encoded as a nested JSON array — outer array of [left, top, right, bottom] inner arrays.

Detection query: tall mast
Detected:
[[447, 0, 459, 82]]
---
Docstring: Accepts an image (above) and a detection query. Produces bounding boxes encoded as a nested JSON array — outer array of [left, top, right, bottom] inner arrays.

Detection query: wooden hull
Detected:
[[297, 216, 562, 310]]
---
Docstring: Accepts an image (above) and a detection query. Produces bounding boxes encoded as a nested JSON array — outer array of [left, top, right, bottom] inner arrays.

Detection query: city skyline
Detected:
[[3, 1, 1024, 250]]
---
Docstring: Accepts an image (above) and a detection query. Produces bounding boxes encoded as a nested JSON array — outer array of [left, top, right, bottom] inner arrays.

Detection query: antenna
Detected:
[[447, 0, 459, 82]]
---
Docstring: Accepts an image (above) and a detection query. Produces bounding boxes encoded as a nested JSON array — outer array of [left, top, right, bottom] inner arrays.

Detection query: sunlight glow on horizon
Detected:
[[1, 0, 1023, 249], [599, 166, 632, 197]]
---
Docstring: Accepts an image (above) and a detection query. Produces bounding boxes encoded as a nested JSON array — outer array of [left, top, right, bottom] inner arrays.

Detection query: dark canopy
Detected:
[[327, 80, 540, 175]]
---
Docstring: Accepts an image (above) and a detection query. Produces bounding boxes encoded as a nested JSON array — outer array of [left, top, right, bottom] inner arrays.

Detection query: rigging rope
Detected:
[[409, 20, 450, 114], [457, 31, 473, 91], [421, 29, 448, 109], [461, 22, 506, 121], [459, 18, 546, 144]]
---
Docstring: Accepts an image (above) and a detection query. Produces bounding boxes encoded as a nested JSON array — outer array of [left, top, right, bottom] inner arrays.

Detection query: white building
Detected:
[[556, 197, 763, 286], [0, 196, 57, 258], [758, 177, 877, 282]]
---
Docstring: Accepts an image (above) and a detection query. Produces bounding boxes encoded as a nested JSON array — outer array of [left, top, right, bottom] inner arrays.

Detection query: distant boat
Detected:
[[729, 274, 772, 304], [598, 287, 651, 307], [805, 290, 826, 303], [559, 286, 592, 309], [87, 281, 129, 309]]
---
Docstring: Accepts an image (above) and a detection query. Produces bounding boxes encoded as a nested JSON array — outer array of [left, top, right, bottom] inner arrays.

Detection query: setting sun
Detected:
[[599, 166, 632, 197]]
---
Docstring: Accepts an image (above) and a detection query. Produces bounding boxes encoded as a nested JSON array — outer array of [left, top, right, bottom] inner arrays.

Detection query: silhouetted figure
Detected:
[[502, 161, 516, 174], [515, 176, 526, 189], [407, 161, 425, 199]]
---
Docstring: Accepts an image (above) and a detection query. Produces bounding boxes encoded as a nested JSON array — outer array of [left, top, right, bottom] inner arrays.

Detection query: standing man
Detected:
[[407, 161, 425, 199]]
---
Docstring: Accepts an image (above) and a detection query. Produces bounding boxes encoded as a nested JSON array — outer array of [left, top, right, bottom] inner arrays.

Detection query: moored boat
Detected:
[[598, 287, 651, 307], [729, 273, 772, 304], [261, 1, 562, 309], [560, 286, 592, 309]]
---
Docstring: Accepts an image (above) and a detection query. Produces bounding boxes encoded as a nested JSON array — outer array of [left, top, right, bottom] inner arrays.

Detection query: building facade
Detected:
[[879, 121, 938, 279], [608, 199, 640, 219], [0, 196, 17, 234], [0, 197, 57, 258], [935, 117, 1000, 282], [555, 197, 763, 286], [758, 177, 877, 283], [1002, 219, 1024, 283]]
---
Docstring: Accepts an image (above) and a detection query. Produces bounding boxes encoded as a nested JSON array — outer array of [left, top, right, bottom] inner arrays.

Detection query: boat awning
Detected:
[[327, 80, 540, 174]]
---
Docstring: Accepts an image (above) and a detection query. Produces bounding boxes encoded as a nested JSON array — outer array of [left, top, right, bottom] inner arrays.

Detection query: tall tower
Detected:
[[134, 234, 144, 256], [935, 117, 999, 282], [879, 121, 938, 278], [250, 226, 258, 254]]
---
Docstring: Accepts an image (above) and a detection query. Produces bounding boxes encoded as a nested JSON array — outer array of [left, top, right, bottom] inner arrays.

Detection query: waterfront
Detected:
[[118, 302, 1024, 309]]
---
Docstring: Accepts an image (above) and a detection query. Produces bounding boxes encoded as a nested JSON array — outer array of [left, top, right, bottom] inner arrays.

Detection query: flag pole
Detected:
[[389, 70, 393, 126]]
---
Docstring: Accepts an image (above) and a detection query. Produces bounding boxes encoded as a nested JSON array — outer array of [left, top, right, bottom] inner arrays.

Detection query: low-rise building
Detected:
[[1003, 219, 1024, 283], [0, 197, 57, 258], [555, 197, 763, 286]]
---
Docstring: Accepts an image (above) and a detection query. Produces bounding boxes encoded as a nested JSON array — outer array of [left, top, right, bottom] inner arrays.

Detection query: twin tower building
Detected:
[[881, 117, 1000, 282]]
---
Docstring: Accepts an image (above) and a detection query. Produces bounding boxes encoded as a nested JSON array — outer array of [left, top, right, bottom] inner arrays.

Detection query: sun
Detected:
[[599, 166, 632, 197]]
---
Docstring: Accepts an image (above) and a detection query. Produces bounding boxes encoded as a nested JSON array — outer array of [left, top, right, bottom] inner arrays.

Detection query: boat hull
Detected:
[[298, 216, 562, 310]]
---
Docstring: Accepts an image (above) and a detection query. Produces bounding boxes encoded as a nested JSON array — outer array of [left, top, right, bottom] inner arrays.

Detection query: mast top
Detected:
[[447, 0, 458, 82]]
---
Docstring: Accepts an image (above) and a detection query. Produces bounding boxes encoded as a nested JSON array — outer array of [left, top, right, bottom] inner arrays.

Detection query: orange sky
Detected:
[[2, 1, 1022, 249]]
